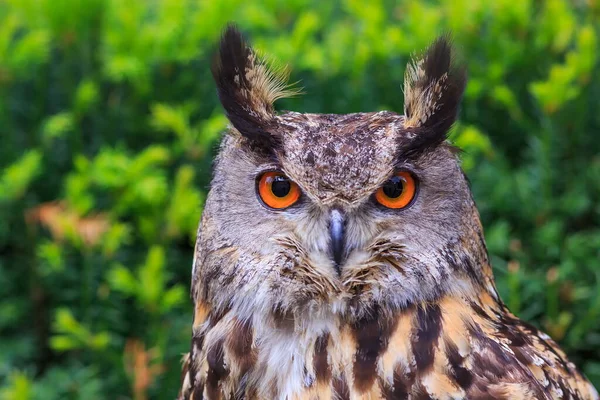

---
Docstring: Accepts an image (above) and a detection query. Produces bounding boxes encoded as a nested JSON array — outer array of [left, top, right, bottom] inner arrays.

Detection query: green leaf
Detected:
[[36, 240, 65, 276], [42, 112, 74, 143], [160, 286, 186, 312], [107, 264, 138, 295], [88, 332, 111, 350], [49, 335, 79, 352], [53, 308, 85, 337], [0, 150, 42, 202], [74, 80, 99, 114], [138, 246, 166, 309], [0, 371, 32, 400], [165, 165, 203, 240]]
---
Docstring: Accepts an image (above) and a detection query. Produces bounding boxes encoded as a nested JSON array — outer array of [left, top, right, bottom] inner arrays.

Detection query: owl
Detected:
[[177, 26, 599, 400]]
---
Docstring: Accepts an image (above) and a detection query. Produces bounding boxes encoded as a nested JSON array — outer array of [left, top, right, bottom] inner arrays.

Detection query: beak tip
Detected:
[[329, 209, 346, 274], [332, 247, 343, 269]]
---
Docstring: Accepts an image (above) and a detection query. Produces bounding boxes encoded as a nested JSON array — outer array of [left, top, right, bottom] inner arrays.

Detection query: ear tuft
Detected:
[[212, 24, 299, 149], [403, 36, 466, 134]]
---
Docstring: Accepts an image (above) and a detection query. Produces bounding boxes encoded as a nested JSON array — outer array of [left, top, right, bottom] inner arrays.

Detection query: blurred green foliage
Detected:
[[0, 0, 599, 397]]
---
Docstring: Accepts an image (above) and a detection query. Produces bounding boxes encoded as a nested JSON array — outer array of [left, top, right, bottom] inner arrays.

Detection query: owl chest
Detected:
[[187, 298, 597, 400], [189, 320, 599, 400], [193, 316, 413, 400]]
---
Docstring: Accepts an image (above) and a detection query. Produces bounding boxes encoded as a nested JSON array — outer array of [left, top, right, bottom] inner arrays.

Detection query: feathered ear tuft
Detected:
[[402, 36, 466, 152], [211, 24, 299, 150]]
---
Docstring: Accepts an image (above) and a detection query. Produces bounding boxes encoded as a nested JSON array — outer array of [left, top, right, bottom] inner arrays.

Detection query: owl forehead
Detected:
[[276, 111, 405, 204]]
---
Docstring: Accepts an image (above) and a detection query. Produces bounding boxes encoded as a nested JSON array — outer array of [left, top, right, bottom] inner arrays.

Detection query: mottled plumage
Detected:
[[177, 25, 598, 400]]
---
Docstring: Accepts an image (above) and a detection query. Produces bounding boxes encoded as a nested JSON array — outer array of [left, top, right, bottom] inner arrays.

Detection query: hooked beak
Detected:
[[328, 208, 346, 274]]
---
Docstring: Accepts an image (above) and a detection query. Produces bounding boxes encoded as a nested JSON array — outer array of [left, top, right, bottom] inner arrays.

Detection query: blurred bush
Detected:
[[1, 0, 599, 397]]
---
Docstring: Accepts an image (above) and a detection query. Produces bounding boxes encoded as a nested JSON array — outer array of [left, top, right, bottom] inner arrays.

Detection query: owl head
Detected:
[[194, 26, 495, 325]]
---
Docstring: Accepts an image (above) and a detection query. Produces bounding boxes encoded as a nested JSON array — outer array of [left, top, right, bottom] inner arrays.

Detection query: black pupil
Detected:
[[382, 176, 404, 198], [271, 176, 291, 197]]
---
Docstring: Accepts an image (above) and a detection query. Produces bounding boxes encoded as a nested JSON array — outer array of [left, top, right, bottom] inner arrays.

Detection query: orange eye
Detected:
[[257, 171, 301, 209], [375, 171, 417, 209]]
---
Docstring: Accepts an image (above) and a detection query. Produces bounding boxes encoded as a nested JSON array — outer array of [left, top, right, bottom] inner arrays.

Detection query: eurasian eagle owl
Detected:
[[177, 26, 599, 400]]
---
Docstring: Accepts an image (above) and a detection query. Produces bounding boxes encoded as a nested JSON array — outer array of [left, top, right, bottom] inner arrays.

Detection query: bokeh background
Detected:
[[1, 0, 599, 398]]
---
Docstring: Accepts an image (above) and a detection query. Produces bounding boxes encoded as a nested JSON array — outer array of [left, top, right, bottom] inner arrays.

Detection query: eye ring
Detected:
[[256, 171, 301, 210], [374, 171, 418, 209]]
